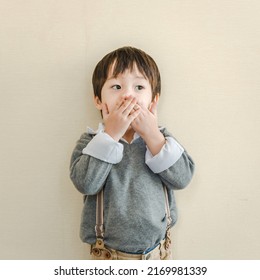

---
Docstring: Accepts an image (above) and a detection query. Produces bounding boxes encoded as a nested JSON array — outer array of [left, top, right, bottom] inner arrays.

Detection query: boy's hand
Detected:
[[102, 97, 141, 142], [131, 99, 165, 155]]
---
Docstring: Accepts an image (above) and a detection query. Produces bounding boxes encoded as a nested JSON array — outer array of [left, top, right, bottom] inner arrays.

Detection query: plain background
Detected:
[[1, 0, 260, 259]]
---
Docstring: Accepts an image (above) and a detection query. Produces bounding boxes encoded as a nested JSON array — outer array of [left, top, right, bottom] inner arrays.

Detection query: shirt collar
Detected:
[[87, 123, 140, 144], [87, 123, 165, 144], [87, 123, 104, 135]]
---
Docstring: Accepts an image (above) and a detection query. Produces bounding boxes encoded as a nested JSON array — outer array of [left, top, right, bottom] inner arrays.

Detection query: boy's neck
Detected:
[[122, 127, 135, 143]]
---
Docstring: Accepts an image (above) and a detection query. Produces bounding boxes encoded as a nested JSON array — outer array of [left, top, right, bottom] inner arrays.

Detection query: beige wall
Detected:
[[1, 0, 260, 259]]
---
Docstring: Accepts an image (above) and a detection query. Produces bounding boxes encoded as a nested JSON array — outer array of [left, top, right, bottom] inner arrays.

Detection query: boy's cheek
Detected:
[[137, 101, 150, 110], [105, 101, 118, 112]]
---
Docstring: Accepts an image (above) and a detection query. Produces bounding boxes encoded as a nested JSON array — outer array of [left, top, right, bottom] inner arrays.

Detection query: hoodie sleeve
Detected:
[[70, 132, 121, 195], [145, 128, 195, 190]]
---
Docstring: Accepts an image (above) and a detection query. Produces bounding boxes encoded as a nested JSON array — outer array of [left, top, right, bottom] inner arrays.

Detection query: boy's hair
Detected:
[[92, 46, 161, 101]]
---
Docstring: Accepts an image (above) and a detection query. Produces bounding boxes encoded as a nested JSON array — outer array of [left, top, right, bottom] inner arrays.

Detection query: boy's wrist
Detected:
[[104, 129, 121, 142], [143, 129, 166, 156]]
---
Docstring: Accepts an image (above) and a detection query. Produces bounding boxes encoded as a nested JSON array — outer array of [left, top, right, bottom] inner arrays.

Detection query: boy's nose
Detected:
[[122, 89, 135, 99], [123, 93, 134, 99]]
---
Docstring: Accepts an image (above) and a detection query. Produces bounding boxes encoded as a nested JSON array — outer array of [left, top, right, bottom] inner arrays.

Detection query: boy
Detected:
[[70, 46, 194, 260]]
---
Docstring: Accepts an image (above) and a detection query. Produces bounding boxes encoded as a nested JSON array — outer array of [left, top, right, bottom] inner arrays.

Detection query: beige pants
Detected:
[[91, 239, 172, 260]]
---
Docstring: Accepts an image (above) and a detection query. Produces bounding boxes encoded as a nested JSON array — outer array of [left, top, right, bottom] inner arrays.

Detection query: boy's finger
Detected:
[[129, 106, 141, 121], [115, 97, 125, 110], [123, 98, 138, 115]]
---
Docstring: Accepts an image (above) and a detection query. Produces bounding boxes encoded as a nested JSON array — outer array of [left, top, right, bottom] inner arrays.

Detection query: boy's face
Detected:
[[94, 63, 154, 113]]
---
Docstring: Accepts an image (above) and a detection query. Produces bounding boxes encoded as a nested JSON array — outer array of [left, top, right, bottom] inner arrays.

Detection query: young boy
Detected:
[[70, 46, 194, 260]]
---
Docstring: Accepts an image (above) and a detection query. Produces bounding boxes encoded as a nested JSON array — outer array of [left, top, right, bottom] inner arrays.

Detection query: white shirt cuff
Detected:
[[82, 132, 124, 164], [145, 137, 184, 173]]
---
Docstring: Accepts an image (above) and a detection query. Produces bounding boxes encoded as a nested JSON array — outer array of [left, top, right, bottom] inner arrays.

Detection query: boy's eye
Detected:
[[112, 85, 121, 90], [135, 85, 144, 91]]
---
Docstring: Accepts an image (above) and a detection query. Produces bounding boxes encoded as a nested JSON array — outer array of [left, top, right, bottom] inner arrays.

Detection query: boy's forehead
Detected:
[[107, 62, 146, 80]]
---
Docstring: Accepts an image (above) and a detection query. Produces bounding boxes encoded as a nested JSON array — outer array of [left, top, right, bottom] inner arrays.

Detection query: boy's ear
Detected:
[[150, 93, 160, 107], [93, 96, 102, 110], [149, 93, 160, 112], [153, 93, 160, 103]]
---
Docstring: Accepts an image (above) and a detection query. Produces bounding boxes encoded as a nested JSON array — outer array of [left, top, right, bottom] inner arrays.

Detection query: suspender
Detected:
[[95, 189, 104, 239], [95, 185, 172, 240], [163, 186, 173, 230]]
